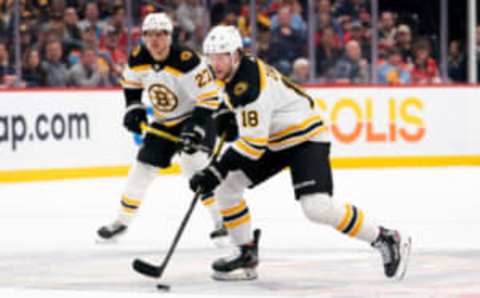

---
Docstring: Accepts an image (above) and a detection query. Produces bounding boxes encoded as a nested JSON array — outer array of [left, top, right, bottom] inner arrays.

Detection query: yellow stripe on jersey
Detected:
[[257, 60, 267, 92], [197, 90, 219, 101], [241, 136, 268, 146], [268, 125, 326, 148], [161, 115, 191, 127], [336, 203, 353, 232], [221, 200, 247, 217], [120, 79, 143, 88], [233, 138, 265, 159], [163, 66, 183, 77], [195, 100, 220, 110], [270, 115, 323, 141], [130, 64, 151, 72]]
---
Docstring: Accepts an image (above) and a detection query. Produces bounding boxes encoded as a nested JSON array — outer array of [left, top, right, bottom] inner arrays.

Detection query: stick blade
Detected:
[[132, 258, 163, 278]]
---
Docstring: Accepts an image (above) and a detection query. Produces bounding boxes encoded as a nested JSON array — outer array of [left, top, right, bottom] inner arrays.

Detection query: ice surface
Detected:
[[1, 168, 480, 298]]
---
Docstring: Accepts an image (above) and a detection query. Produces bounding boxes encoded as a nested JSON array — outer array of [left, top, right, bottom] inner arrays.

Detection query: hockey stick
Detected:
[[140, 122, 211, 154], [132, 134, 226, 285]]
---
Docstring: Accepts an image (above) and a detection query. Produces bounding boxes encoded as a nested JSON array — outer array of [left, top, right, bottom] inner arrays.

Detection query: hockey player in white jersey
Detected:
[[189, 25, 412, 281], [97, 13, 226, 242]]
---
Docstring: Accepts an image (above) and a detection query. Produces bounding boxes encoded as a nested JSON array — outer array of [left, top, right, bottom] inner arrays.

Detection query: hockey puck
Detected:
[[156, 283, 171, 291]]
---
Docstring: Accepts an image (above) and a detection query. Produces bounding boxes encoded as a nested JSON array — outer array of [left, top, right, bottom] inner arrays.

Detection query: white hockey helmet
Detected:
[[203, 25, 243, 55], [142, 12, 173, 33]]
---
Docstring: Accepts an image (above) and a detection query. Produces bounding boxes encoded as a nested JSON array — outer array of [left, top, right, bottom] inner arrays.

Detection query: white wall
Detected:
[[1, 87, 479, 182]]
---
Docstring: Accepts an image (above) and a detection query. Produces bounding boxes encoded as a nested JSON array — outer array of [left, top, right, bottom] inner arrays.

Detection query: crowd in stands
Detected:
[[0, 0, 474, 88]]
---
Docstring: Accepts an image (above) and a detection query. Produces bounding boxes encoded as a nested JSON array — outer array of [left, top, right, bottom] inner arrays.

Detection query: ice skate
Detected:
[[212, 229, 260, 281], [96, 220, 128, 243], [372, 226, 412, 280]]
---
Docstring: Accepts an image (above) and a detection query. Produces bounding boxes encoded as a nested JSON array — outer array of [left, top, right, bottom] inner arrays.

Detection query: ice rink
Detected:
[[1, 167, 480, 298]]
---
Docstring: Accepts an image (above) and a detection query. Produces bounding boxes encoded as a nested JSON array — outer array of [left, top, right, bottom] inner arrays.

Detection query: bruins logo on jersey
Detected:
[[148, 84, 179, 112], [234, 81, 249, 96]]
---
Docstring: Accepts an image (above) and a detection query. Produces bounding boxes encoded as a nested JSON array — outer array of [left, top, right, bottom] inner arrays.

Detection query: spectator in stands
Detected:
[[345, 20, 370, 60], [316, 26, 341, 79], [317, 0, 332, 15], [41, 39, 69, 86], [63, 7, 82, 52], [378, 47, 410, 85], [81, 24, 98, 50], [99, 25, 127, 78], [49, 0, 66, 19], [0, 41, 15, 86], [19, 23, 35, 54], [267, 5, 306, 75], [317, 11, 344, 44], [329, 40, 369, 83], [271, 1, 307, 38], [395, 24, 413, 65], [107, 5, 131, 53], [68, 46, 114, 87], [410, 39, 440, 84], [448, 40, 466, 83], [22, 48, 46, 87], [378, 11, 396, 49], [39, 12, 65, 44], [448, 40, 467, 83], [176, 0, 207, 51], [256, 29, 272, 62], [78, 2, 106, 38], [0, 10, 7, 41], [290, 57, 310, 84], [334, 0, 370, 22]]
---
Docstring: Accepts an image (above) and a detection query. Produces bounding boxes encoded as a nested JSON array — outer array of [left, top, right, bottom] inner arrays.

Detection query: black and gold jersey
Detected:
[[121, 44, 220, 127], [218, 56, 327, 160]]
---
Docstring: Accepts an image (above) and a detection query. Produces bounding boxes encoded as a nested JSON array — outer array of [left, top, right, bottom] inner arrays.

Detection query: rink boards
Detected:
[[1, 86, 479, 182]]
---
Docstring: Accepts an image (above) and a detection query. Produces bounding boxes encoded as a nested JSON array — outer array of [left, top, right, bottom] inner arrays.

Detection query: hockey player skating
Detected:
[[189, 25, 412, 281], [97, 13, 226, 243]]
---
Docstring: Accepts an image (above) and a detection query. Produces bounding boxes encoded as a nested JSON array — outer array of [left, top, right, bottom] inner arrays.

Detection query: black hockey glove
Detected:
[[189, 165, 224, 194], [214, 107, 238, 142], [179, 121, 205, 154], [123, 104, 147, 134]]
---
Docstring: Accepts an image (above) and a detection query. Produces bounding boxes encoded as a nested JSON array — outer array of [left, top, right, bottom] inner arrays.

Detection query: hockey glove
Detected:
[[189, 165, 223, 194], [123, 104, 147, 134], [214, 106, 238, 142], [179, 121, 205, 154]]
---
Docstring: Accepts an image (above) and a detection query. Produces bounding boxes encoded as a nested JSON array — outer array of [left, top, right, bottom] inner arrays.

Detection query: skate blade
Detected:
[[212, 268, 257, 281], [95, 237, 119, 244], [394, 235, 412, 281]]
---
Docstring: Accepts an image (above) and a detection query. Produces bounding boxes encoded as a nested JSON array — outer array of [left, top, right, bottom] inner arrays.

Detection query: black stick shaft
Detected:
[[142, 135, 225, 278], [157, 189, 202, 277]]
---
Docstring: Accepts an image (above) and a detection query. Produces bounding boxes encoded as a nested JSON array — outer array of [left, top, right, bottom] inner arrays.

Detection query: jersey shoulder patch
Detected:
[[128, 44, 154, 68], [164, 45, 201, 74], [225, 56, 261, 108]]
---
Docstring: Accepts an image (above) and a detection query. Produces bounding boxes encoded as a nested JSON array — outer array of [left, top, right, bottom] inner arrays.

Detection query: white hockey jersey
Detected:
[[121, 44, 220, 127], [220, 56, 327, 160]]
